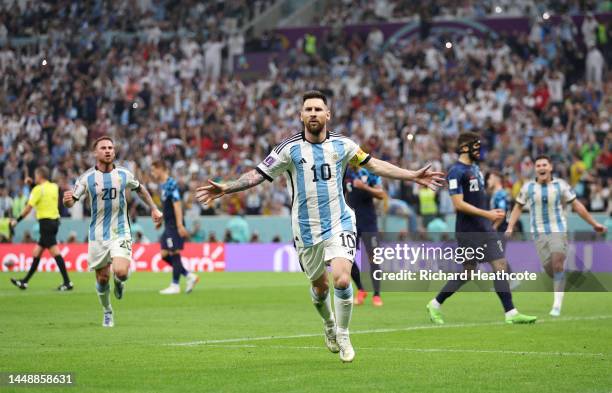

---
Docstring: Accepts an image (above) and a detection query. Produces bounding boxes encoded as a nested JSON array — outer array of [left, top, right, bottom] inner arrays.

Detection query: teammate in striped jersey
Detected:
[[507, 155, 606, 317], [196, 90, 445, 362], [63, 136, 163, 327]]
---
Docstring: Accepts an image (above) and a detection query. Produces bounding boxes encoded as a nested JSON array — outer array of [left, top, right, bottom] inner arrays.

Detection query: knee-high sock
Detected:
[[435, 279, 467, 305], [23, 257, 41, 282], [553, 271, 565, 309], [494, 279, 515, 312], [311, 287, 334, 324], [369, 262, 381, 296], [54, 255, 70, 284], [96, 282, 111, 312], [334, 286, 353, 334], [170, 254, 188, 284], [350, 263, 363, 290]]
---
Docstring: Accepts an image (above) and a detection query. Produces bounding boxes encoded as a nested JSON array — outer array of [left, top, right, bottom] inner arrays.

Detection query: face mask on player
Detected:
[[458, 139, 481, 162]]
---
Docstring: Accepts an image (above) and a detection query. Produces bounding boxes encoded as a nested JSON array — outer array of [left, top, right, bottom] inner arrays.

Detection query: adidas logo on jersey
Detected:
[[298, 158, 307, 165]]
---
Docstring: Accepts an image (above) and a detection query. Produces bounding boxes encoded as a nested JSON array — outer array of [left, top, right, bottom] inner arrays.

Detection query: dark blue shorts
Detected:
[[356, 225, 378, 251], [456, 232, 505, 263], [160, 228, 184, 251]]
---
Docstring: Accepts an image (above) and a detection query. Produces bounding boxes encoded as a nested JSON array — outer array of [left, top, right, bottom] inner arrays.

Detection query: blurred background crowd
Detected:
[[0, 0, 610, 242]]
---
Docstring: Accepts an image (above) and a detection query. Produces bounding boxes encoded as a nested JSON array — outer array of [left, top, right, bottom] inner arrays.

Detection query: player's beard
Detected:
[[305, 119, 325, 134], [98, 154, 115, 169]]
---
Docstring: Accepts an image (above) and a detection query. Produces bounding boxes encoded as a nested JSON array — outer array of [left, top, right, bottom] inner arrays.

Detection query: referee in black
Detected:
[[10, 167, 73, 291]]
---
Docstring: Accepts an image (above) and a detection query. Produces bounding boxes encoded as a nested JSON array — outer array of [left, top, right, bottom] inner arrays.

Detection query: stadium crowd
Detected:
[[0, 3, 610, 241], [321, 0, 612, 25], [0, 0, 275, 39]]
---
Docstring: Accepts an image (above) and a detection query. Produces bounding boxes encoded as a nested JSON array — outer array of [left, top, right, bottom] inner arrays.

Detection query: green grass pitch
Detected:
[[1, 272, 611, 393]]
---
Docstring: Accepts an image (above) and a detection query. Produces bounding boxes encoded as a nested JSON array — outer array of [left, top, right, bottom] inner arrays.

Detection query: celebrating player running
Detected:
[[196, 90, 444, 362], [63, 136, 163, 327]]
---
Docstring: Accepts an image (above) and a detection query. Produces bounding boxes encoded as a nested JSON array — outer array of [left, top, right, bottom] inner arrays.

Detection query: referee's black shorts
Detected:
[[38, 218, 60, 248]]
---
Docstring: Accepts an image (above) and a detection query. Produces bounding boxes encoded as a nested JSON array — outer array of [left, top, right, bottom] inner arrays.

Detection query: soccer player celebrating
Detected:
[[506, 155, 606, 317], [426, 132, 537, 325], [10, 167, 73, 291], [151, 160, 199, 295], [63, 137, 163, 327], [345, 163, 386, 306], [196, 90, 444, 362]]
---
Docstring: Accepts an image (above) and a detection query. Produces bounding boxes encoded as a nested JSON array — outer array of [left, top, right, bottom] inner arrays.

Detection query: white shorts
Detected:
[[88, 238, 133, 271], [535, 234, 568, 265], [296, 231, 356, 281]]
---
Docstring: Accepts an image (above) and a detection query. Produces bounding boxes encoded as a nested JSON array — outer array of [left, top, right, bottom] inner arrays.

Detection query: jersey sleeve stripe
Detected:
[[256, 166, 273, 182], [359, 155, 372, 166]]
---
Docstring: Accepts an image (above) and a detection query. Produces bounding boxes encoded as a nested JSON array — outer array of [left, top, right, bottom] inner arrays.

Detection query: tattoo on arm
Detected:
[[136, 186, 157, 211], [224, 170, 265, 194]]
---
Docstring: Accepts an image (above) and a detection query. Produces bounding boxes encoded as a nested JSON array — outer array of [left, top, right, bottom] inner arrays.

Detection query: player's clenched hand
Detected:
[[504, 227, 514, 238], [178, 225, 189, 238], [352, 179, 366, 190], [63, 190, 74, 204], [196, 180, 227, 206], [486, 209, 505, 223], [412, 164, 446, 191], [593, 223, 607, 233], [151, 208, 163, 224]]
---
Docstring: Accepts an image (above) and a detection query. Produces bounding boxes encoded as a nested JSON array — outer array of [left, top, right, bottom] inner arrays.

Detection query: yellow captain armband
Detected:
[[349, 148, 371, 166]]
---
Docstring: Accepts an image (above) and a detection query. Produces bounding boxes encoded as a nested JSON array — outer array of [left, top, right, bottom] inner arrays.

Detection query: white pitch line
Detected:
[[168, 315, 612, 347], [0, 282, 305, 297], [199, 344, 606, 358]]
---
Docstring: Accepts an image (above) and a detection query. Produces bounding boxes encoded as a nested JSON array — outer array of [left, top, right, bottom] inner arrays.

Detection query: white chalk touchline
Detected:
[[168, 315, 612, 347], [199, 344, 606, 358]]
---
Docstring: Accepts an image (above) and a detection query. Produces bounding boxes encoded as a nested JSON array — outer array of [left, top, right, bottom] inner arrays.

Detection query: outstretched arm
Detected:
[[572, 199, 606, 233], [196, 169, 265, 206], [363, 158, 445, 191], [136, 186, 163, 224]]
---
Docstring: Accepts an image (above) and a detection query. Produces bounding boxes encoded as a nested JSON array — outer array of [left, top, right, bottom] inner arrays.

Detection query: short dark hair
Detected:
[[92, 136, 114, 150], [485, 170, 503, 184], [151, 160, 168, 170], [457, 132, 480, 147], [35, 166, 49, 180], [534, 155, 552, 163], [302, 90, 327, 105]]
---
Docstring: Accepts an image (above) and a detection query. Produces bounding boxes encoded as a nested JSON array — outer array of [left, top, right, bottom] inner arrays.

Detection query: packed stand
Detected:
[[0, 10, 610, 240], [0, 0, 278, 41], [320, 0, 611, 25]]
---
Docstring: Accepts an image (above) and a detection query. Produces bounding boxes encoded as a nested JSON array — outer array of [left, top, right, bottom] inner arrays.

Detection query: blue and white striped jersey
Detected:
[[516, 178, 576, 235], [256, 131, 370, 247], [72, 165, 141, 241]]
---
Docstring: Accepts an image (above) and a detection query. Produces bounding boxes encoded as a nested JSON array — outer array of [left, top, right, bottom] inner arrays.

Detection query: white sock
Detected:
[[430, 298, 441, 309], [310, 287, 334, 325], [553, 291, 565, 310], [552, 272, 565, 310], [334, 286, 353, 334], [96, 282, 112, 313], [505, 308, 518, 317]]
